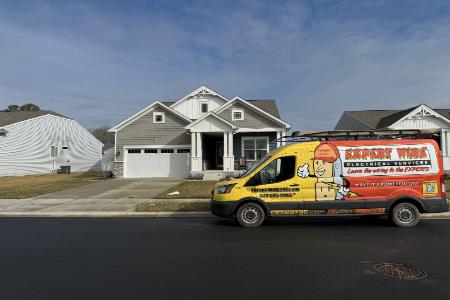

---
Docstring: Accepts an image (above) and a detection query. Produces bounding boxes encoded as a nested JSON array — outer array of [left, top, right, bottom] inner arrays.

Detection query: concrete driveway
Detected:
[[0, 178, 183, 212]]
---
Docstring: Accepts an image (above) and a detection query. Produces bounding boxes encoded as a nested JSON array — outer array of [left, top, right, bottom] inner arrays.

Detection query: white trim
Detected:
[[389, 104, 450, 129], [214, 97, 291, 129], [241, 136, 270, 161], [123, 144, 191, 149], [153, 112, 165, 124], [170, 85, 229, 109], [185, 112, 237, 130], [236, 127, 284, 132], [232, 108, 244, 121], [109, 101, 191, 132]]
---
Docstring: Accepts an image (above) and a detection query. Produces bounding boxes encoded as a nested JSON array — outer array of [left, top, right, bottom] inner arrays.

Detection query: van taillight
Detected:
[[440, 175, 446, 198]]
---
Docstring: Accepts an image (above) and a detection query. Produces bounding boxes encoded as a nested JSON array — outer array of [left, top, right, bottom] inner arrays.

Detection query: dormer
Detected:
[[170, 86, 228, 119]]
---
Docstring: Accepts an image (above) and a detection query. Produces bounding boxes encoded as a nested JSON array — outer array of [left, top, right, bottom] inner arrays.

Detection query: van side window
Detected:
[[246, 156, 296, 186]]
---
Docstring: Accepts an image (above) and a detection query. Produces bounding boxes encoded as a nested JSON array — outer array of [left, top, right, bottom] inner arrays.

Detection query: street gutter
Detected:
[[0, 211, 448, 218]]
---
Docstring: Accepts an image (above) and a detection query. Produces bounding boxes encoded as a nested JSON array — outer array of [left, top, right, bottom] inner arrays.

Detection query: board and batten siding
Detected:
[[0, 115, 103, 176], [171, 94, 226, 120], [115, 105, 191, 161], [218, 102, 282, 129], [389, 116, 450, 130]]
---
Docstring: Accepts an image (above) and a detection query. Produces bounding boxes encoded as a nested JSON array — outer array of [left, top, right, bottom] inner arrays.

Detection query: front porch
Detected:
[[190, 131, 285, 174]]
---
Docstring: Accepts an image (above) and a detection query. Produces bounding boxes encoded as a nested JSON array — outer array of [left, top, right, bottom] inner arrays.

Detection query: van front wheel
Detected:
[[390, 202, 420, 228], [235, 203, 265, 228]]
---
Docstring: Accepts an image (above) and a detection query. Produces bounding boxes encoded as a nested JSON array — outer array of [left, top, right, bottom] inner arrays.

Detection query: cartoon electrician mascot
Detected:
[[297, 143, 351, 200]]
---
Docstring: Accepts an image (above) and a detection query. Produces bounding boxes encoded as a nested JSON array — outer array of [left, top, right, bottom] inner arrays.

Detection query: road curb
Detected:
[[0, 211, 214, 217], [0, 211, 448, 218]]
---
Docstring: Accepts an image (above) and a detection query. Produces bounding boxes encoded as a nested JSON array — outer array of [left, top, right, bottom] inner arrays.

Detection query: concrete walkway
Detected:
[[0, 178, 183, 212]]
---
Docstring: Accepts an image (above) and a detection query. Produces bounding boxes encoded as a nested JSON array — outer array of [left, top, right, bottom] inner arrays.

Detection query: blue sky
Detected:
[[1, 0, 450, 130]]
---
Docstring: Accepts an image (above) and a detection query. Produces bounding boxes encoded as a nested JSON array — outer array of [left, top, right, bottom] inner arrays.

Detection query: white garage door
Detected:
[[124, 148, 190, 178]]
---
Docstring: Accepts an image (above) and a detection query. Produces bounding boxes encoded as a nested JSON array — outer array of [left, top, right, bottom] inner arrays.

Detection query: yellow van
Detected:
[[210, 139, 448, 227]]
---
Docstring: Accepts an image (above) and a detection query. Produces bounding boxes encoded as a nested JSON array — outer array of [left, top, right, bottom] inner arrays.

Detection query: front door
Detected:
[[244, 155, 302, 212], [215, 141, 224, 169]]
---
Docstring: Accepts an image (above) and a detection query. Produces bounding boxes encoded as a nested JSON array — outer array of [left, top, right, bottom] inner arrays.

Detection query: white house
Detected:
[[0, 111, 103, 176], [335, 104, 450, 172]]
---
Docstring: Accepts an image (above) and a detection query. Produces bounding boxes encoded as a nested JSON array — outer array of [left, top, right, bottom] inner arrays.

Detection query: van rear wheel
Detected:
[[235, 203, 265, 228], [390, 202, 420, 228]]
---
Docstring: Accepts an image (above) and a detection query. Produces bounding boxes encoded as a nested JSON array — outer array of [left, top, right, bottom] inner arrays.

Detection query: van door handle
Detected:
[[290, 184, 299, 187]]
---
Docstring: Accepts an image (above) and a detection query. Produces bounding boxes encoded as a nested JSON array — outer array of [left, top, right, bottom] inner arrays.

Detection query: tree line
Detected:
[[3, 103, 41, 112]]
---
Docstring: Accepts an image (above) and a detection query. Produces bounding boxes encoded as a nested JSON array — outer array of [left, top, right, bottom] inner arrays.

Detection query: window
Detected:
[[62, 146, 69, 150], [153, 112, 165, 123], [200, 102, 208, 114], [247, 156, 296, 186], [232, 109, 244, 121], [177, 148, 190, 153], [144, 149, 157, 153], [128, 149, 141, 154], [161, 149, 174, 153], [50, 146, 59, 158], [242, 137, 269, 161]]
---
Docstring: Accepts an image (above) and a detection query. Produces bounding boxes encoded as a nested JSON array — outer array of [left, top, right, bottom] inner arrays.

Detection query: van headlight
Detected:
[[217, 184, 236, 194]]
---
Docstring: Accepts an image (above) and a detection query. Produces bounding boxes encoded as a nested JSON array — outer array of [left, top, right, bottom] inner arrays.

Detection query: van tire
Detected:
[[235, 203, 265, 228], [390, 202, 420, 228]]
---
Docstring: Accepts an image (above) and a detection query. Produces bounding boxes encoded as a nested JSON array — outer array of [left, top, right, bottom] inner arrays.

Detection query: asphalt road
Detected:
[[1, 217, 449, 300]]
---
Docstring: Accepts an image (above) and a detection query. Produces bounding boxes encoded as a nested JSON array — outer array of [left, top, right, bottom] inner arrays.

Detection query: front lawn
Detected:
[[0, 172, 107, 199], [155, 181, 218, 199], [136, 201, 210, 212]]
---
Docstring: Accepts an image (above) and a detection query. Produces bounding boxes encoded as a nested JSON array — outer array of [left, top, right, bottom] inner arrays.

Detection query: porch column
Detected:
[[190, 132, 203, 172], [276, 131, 281, 148], [191, 133, 196, 157], [281, 130, 287, 146], [223, 131, 234, 171]]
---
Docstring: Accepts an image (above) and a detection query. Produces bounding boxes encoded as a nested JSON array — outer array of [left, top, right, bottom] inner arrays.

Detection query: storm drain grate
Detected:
[[372, 263, 428, 280]]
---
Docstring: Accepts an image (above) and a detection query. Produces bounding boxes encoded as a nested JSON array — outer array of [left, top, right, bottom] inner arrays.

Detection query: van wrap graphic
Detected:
[[296, 141, 440, 202], [338, 144, 438, 176], [298, 142, 355, 201]]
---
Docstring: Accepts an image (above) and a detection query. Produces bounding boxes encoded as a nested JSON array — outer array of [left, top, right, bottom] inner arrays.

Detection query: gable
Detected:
[[389, 105, 450, 130], [187, 114, 236, 132], [218, 102, 284, 129], [109, 102, 191, 132], [170, 86, 228, 119], [115, 105, 190, 161], [171, 93, 227, 120]]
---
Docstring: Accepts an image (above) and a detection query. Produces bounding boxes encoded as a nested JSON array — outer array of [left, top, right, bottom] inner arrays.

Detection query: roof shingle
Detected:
[[335, 105, 450, 130]]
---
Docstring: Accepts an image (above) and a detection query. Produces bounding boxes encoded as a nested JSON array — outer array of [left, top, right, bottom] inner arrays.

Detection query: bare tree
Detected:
[[91, 126, 114, 150]]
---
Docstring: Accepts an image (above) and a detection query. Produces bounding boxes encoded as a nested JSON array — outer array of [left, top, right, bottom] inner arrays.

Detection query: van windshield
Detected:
[[236, 156, 271, 178]]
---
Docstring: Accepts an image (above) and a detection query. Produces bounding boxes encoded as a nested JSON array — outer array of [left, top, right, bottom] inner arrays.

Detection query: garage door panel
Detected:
[[124, 151, 190, 178]]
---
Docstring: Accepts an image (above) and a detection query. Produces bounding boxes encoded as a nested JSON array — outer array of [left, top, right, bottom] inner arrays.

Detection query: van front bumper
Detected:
[[210, 200, 236, 217], [423, 197, 449, 213]]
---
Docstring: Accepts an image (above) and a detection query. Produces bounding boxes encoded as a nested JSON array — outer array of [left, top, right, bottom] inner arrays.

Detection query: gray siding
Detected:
[[115, 105, 190, 161], [233, 132, 277, 159], [218, 103, 282, 129]]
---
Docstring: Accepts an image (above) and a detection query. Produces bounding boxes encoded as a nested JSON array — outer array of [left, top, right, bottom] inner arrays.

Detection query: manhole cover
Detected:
[[373, 263, 428, 280]]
